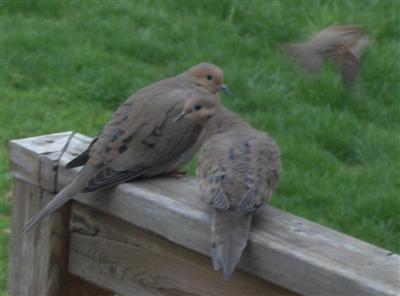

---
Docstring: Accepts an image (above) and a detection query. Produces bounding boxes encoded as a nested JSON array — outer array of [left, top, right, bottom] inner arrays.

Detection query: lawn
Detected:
[[1, 0, 399, 293]]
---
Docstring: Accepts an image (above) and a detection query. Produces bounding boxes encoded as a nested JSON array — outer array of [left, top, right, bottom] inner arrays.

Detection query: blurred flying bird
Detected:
[[283, 24, 369, 85]]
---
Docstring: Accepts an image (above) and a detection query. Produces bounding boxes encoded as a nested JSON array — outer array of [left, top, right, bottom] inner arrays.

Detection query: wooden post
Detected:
[[8, 132, 400, 296], [8, 132, 112, 296]]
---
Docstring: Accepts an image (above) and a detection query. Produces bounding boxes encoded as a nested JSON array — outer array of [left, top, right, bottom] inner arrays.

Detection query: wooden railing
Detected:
[[7, 132, 399, 295]]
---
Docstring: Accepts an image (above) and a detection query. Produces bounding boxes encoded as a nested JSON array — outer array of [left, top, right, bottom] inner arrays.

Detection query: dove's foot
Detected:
[[165, 169, 187, 178]]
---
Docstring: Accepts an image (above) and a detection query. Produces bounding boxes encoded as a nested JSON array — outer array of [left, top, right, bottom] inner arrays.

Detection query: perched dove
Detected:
[[19, 63, 230, 235], [283, 24, 369, 85], [176, 98, 281, 280]]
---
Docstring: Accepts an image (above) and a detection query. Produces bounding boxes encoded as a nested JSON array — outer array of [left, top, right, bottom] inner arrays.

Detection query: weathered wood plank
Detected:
[[8, 179, 70, 295], [9, 132, 400, 296], [8, 180, 66, 295], [8, 131, 92, 192], [72, 179, 400, 296], [8, 179, 113, 296], [69, 203, 295, 296], [63, 275, 114, 296]]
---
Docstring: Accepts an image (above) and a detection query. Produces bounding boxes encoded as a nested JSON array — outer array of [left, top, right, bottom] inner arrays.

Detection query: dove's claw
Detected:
[[165, 169, 187, 178]]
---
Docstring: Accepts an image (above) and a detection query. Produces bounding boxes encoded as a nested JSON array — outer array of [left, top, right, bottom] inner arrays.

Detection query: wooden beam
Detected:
[[69, 203, 295, 295], [9, 132, 400, 296], [7, 179, 112, 296]]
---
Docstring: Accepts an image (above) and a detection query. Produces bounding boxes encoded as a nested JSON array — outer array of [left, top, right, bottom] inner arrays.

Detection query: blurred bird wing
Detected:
[[284, 43, 325, 74], [338, 51, 360, 85], [337, 34, 368, 85]]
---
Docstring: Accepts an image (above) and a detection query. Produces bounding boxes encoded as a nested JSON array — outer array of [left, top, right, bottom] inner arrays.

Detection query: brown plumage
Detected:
[[283, 24, 368, 85], [178, 98, 281, 280], [19, 63, 230, 235]]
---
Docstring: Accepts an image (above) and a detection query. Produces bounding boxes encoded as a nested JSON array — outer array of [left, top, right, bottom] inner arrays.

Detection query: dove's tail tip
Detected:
[[211, 245, 222, 271], [15, 225, 35, 237], [223, 270, 235, 281], [212, 243, 243, 281], [14, 203, 58, 237], [13, 226, 26, 238]]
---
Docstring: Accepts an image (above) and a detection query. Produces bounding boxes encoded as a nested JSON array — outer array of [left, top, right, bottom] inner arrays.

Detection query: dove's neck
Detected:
[[204, 107, 249, 135]]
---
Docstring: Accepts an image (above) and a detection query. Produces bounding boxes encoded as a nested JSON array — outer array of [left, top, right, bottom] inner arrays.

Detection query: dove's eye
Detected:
[[193, 104, 203, 111], [206, 74, 213, 81]]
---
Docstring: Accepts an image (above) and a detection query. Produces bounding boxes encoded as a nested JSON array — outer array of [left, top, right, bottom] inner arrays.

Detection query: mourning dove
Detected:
[[176, 98, 281, 280], [283, 24, 368, 85], [19, 63, 230, 235]]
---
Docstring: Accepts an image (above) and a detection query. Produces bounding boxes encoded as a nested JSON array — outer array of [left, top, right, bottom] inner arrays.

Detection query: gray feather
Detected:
[[82, 166, 146, 192], [211, 209, 253, 280]]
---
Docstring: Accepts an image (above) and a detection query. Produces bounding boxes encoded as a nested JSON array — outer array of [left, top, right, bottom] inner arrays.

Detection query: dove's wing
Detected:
[[66, 137, 98, 169], [83, 87, 208, 192], [198, 162, 230, 211], [65, 81, 174, 169], [236, 134, 281, 213], [198, 133, 233, 211]]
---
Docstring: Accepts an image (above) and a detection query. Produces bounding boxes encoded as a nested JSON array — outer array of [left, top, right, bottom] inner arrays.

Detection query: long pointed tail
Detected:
[[16, 164, 99, 236], [211, 209, 253, 280]]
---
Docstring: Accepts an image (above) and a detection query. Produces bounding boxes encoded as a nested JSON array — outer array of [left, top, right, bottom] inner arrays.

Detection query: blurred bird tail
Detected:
[[211, 209, 253, 280], [16, 164, 98, 236]]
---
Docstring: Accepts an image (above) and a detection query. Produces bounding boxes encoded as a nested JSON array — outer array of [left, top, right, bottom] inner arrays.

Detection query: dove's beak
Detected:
[[219, 84, 233, 97], [173, 112, 186, 123]]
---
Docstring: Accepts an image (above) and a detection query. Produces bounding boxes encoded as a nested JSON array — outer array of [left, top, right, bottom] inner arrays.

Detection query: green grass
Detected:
[[1, 0, 400, 292]]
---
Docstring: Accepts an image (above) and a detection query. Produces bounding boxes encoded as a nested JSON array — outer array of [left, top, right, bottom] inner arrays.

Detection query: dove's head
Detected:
[[174, 97, 218, 124], [185, 63, 231, 95]]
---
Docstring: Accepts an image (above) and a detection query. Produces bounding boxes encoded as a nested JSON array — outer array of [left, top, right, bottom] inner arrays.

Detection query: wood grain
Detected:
[[8, 132, 92, 192], [7, 177, 112, 295], [69, 203, 295, 296], [8, 179, 70, 295]]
